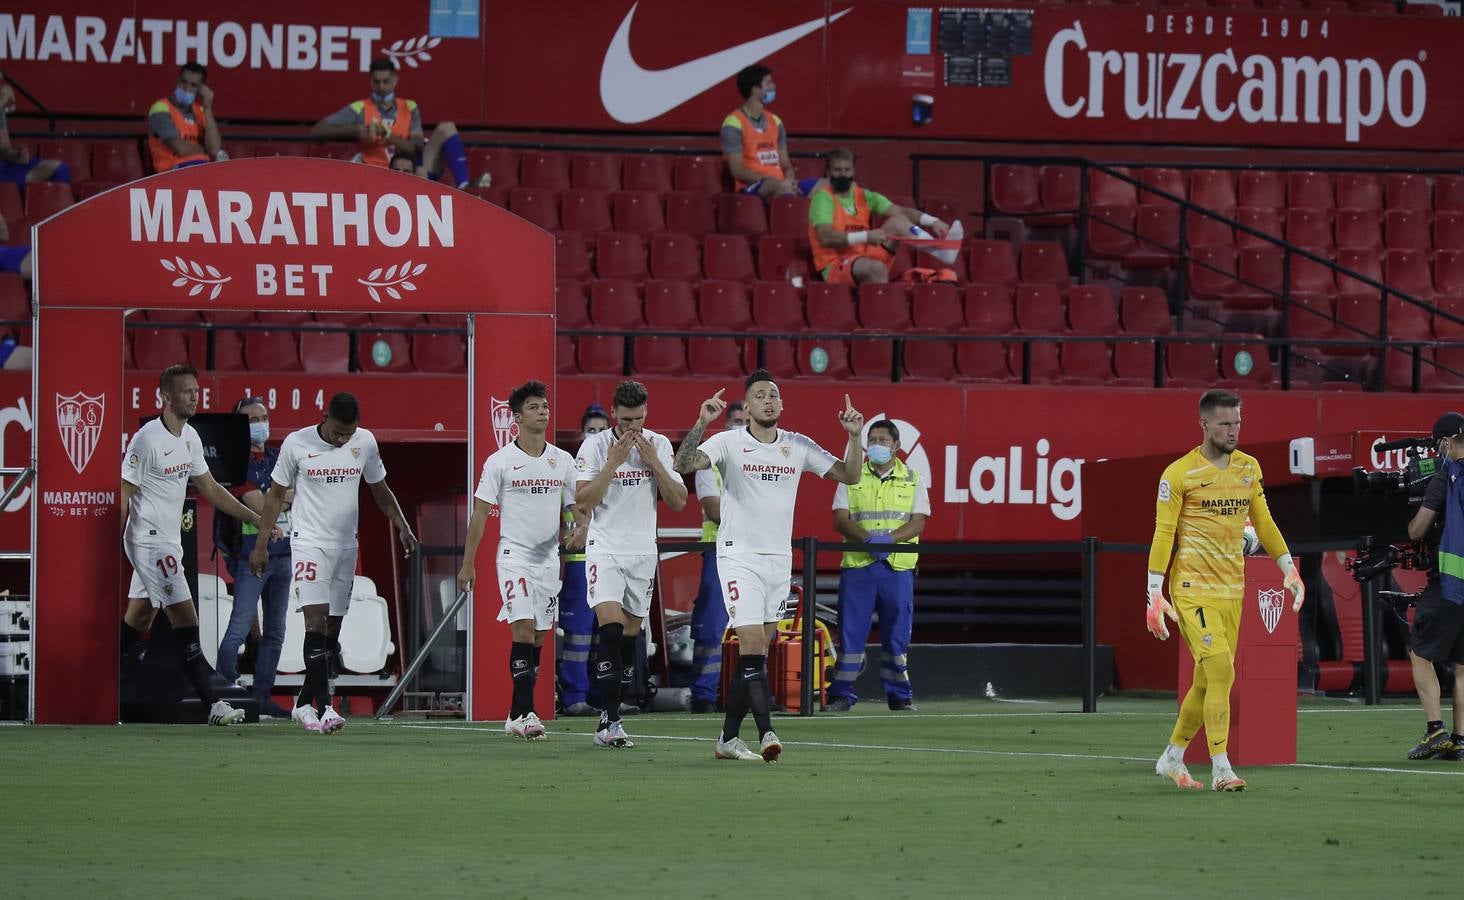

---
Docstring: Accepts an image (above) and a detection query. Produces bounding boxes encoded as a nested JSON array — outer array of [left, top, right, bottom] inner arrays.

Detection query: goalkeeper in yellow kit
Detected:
[[1146, 389, 1305, 792]]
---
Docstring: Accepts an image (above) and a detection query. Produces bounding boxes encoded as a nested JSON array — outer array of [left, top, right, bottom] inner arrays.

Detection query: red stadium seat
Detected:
[[649, 233, 701, 281], [1186, 210, 1233, 249], [856, 283, 911, 331], [1125, 204, 1180, 267], [964, 284, 1016, 332], [556, 335, 578, 375], [1384, 346, 1438, 392], [1334, 293, 1386, 350], [796, 339, 851, 379], [1008, 341, 1062, 384], [256, 311, 314, 326], [132, 328, 192, 369], [633, 336, 686, 376], [845, 336, 892, 380], [520, 151, 570, 191], [1188, 170, 1236, 214], [1067, 285, 1119, 334], [222, 141, 255, 158], [595, 232, 649, 283], [571, 153, 621, 191], [508, 187, 559, 231], [903, 339, 958, 381], [1087, 205, 1136, 258], [1088, 167, 1137, 208], [967, 239, 1020, 289], [1238, 171, 1286, 210], [556, 279, 590, 329], [1188, 246, 1240, 300], [1435, 211, 1464, 251], [806, 283, 858, 332], [644, 280, 700, 330], [1228, 246, 1285, 308], [38, 140, 91, 184], [687, 337, 746, 377], [1436, 250, 1464, 297], [922, 197, 964, 228], [1015, 284, 1067, 333], [1336, 173, 1383, 211], [24, 181, 74, 226], [209, 329, 244, 372], [613, 190, 666, 235], [1166, 339, 1220, 384], [1219, 335, 1274, 385], [1437, 176, 1464, 213], [910, 283, 963, 332], [1235, 208, 1282, 249], [1388, 296, 1434, 341], [1434, 294, 1464, 339], [244, 331, 303, 371], [717, 193, 768, 236], [577, 335, 626, 375], [0, 275, 28, 321], [588, 280, 644, 328], [756, 235, 805, 281], [1120, 287, 1172, 334], [955, 339, 1014, 381], [1290, 250, 1339, 296], [989, 164, 1041, 216], [1335, 208, 1380, 251], [1285, 294, 1336, 341], [1138, 167, 1185, 206], [308, 143, 355, 161], [1282, 208, 1331, 254], [1060, 341, 1115, 382], [1113, 341, 1157, 384], [0, 183, 22, 239], [467, 186, 508, 207], [298, 330, 349, 373], [468, 147, 520, 189], [1386, 173, 1430, 212], [357, 330, 411, 372], [673, 155, 725, 194], [751, 281, 806, 332], [769, 195, 811, 239], [554, 231, 593, 281], [1384, 209, 1430, 250], [665, 191, 717, 238], [1034, 165, 1081, 225], [699, 281, 752, 331], [702, 234, 756, 283], [1288, 171, 1334, 210], [756, 338, 799, 379], [622, 154, 672, 193], [142, 309, 201, 324], [560, 189, 612, 234], [92, 140, 144, 182], [1384, 248, 1436, 300]]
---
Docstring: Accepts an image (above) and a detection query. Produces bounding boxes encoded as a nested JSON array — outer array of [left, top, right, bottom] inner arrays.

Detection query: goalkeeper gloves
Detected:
[[1278, 553, 1305, 612], [1145, 571, 1177, 640]]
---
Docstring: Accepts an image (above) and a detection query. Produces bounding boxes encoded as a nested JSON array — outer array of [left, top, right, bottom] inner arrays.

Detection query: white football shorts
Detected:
[[586, 553, 657, 619], [495, 562, 561, 630], [125, 540, 192, 609], [290, 545, 358, 615], [716, 552, 793, 629]]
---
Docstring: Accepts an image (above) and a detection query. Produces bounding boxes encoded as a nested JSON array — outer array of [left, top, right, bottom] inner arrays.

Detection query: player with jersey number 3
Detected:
[[251, 392, 418, 735], [1146, 389, 1304, 792], [674, 370, 864, 763]]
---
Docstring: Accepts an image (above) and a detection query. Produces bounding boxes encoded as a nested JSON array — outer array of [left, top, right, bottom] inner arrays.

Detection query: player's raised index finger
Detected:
[[843, 393, 852, 411], [712, 388, 725, 401]]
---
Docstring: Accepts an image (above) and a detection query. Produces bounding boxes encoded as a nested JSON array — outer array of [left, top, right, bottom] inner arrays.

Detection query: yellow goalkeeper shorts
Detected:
[[1173, 596, 1241, 662]]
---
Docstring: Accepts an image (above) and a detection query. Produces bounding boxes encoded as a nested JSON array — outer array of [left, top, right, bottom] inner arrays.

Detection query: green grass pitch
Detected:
[[1, 697, 1457, 899]]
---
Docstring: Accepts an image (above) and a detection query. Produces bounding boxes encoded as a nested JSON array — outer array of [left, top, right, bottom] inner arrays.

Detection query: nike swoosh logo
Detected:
[[599, 3, 853, 124], [742, 447, 757, 453], [307, 452, 324, 458], [513, 465, 526, 470], [163, 449, 175, 456]]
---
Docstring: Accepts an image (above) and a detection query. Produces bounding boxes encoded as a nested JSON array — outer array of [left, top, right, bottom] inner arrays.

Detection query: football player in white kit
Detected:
[[250, 392, 417, 734], [574, 380, 687, 748], [118, 365, 265, 726], [674, 369, 863, 762], [458, 381, 578, 740]]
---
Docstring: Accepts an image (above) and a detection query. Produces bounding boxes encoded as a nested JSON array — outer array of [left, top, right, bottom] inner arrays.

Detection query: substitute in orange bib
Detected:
[[1145, 389, 1304, 793], [809, 148, 951, 286], [312, 58, 424, 169], [146, 63, 225, 173], [721, 64, 818, 199]]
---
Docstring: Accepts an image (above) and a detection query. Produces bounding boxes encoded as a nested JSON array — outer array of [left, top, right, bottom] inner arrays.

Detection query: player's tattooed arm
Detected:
[[674, 390, 725, 474], [824, 394, 865, 484]]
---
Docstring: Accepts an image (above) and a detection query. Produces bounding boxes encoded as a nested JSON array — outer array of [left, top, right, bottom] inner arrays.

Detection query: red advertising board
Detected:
[[5, 2, 1463, 149]]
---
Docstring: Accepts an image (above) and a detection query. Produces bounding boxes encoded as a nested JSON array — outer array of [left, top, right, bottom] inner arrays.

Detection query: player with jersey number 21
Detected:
[[674, 370, 865, 763], [1145, 389, 1304, 793]]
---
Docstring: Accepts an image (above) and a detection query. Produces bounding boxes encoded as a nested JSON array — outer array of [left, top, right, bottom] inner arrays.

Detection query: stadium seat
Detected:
[[1388, 295, 1434, 341], [556, 335, 579, 375], [1228, 246, 1285, 308], [577, 335, 626, 375], [751, 281, 806, 332], [756, 235, 805, 281], [589, 280, 644, 329], [1384, 209, 1430, 251], [699, 281, 752, 331], [339, 590, 393, 674], [1188, 170, 1236, 214], [1435, 294, 1464, 339], [309, 143, 355, 161], [142, 309, 202, 324], [910, 283, 964, 332], [91, 140, 144, 183], [613, 190, 666, 235], [1067, 285, 1119, 334], [520, 150, 570, 191], [1188, 246, 1240, 300], [243, 331, 302, 371], [1335, 173, 1383, 211], [595, 232, 649, 282], [1385, 173, 1430, 212], [554, 231, 593, 281], [256, 311, 314, 326], [673, 155, 725, 194], [571, 152, 621, 191], [902, 339, 958, 381], [468, 147, 520, 189], [922, 197, 964, 228], [717, 193, 768, 236], [1435, 211, 1464, 252], [1138, 167, 1185, 206], [848, 339, 894, 380], [1285, 208, 1333, 253], [769, 195, 811, 239], [989, 164, 1041, 215], [1238, 170, 1286, 210], [315, 311, 372, 328], [208, 330, 245, 371], [702, 234, 756, 283], [955, 339, 1014, 381], [632, 336, 686, 375], [1234, 207, 1283, 249], [649, 233, 701, 281], [1034, 165, 1081, 225], [1125, 204, 1180, 267], [556, 279, 590, 328], [964, 284, 1017, 332], [1384, 248, 1436, 300], [1334, 293, 1387, 349], [1217, 334, 1274, 386], [560, 189, 613, 234], [1120, 287, 1172, 334], [1008, 341, 1062, 384], [1289, 250, 1338, 296], [1088, 166, 1137, 207], [687, 337, 746, 377], [1060, 341, 1115, 383], [644, 280, 699, 330], [1285, 294, 1337, 341], [358, 329, 411, 372], [1436, 175, 1464, 212], [0, 183, 22, 239], [508, 187, 559, 231], [467, 186, 508, 207], [24, 181, 74, 226], [1288, 171, 1334, 209], [795, 339, 851, 379], [132, 328, 193, 369], [1185, 210, 1233, 249], [0, 275, 28, 322], [1436, 250, 1464, 297], [967, 240, 1020, 289], [297, 330, 348, 373], [856, 283, 911, 331], [806, 283, 858, 332], [38, 140, 91, 184], [756, 338, 800, 379], [665, 191, 717, 238], [1384, 346, 1438, 392], [1086, 205, 1136, 258], [1112, 340, 1158, 384], [1015, 284, 1067, 333], [622, 154, 673, 193], [1335, 208, 1381, 251], [1165, 339, 1220, 385]]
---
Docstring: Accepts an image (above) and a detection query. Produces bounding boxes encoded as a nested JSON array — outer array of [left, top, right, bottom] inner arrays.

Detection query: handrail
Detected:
[[0, 69, 56, 135]]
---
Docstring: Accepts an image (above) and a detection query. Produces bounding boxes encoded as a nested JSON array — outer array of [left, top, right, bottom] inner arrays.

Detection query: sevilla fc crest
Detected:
[[1257, 588, 1285, 634], [55, 391, 105, 474], [491, 396, 519, 449]]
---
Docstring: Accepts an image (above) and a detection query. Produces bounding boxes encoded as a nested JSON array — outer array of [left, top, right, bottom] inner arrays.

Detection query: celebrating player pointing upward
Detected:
[[674, 370, 863, 763], [1146, 389, 1304, 792]]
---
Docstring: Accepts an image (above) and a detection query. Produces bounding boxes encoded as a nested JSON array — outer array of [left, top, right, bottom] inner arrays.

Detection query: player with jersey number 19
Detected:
[[251, 393, 418, 735], [459, 381, 578, 741], [1146, 389, 1304, 793], [674, 370, 864, 763], [119, 365, 264, 727]]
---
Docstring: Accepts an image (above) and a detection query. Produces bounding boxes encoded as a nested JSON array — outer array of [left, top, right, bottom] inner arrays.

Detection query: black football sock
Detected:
[[510, 642, 537, 719], [741, 654, 773, 739], [172, 625, 219, 705], [594, 622, 625, 725], [1453, 733, 1464, 746], [120, 620, 143, 655], [721, 660, 750, 744], [301, 631, 329, 714], [619, 632, 638, 706], [1428, 719, 1445, 734]]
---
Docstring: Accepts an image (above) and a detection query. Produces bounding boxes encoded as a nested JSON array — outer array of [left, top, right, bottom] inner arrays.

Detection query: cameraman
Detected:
[[1403, 412, 1464, 761]]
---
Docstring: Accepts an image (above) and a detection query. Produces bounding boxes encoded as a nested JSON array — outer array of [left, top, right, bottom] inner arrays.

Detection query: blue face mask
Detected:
[[762, 88, 776, 104], [373, 91, 395, 105], [174, 87, 196, 106], [866, 445, 893, 465], [249, 422, 269, 446]]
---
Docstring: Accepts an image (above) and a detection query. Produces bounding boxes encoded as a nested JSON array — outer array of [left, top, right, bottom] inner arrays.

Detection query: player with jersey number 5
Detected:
[[459, 381, 578, 741], [674, 370, 864, 763], [1145, 389, 1304, 792], [118, 365, 268, 727], [251, 392, 418, 735]]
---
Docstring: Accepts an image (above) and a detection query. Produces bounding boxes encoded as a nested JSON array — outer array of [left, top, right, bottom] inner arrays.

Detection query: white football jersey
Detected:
[[270, 425, 387, 550], [575, 427, 675, 556], [699, 426, 838, 556], [475, 440, 576, 566], [121, 418, 208, 546]]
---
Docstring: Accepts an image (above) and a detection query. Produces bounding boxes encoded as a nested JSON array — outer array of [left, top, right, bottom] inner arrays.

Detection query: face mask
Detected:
[[174, 87, 196, 106], [762, 88, 776, 104], [373, 91, 395, 105], [249, 422, 269, 446], [866, 445, 893, 465], [830, 175, 854, 193]]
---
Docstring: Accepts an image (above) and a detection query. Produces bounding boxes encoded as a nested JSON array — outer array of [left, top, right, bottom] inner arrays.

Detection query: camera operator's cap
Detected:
[[1433, 412, 1464, 441]]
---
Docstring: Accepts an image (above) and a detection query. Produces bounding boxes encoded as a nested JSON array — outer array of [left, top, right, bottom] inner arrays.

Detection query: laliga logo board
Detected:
[[1258, 588, 1286, 635], [491, 397, 520, 450], [55, 391, 104, 475]]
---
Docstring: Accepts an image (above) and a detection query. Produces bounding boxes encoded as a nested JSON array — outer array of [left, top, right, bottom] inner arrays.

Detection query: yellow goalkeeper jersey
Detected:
[[1148, 446, 1287, 606]]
